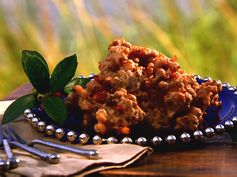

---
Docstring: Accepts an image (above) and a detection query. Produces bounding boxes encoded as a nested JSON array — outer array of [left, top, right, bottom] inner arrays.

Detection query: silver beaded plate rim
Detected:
[[23, 76, 237, 146]]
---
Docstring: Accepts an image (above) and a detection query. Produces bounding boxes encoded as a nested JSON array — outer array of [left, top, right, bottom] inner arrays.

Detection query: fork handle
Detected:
[[31, 139, 100, 160], [9, 141, 60, 164], [3, 139, 14, 158]]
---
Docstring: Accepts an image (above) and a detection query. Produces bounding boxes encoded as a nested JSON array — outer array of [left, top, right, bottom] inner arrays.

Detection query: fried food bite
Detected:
[[67, 38, 222, 135]]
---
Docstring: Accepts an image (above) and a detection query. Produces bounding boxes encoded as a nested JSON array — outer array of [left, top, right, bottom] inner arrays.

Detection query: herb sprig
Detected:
[[2, 50, 78, 126]]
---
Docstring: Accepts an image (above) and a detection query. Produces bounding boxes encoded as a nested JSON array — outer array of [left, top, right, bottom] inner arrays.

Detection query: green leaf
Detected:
[[2, 94, 37, 124], [22, 51, 50, 93], [50, 54, 78, 93], [64, 77, 92, 94], [22, 50, 48, 75], [42, 96, 67, 126]]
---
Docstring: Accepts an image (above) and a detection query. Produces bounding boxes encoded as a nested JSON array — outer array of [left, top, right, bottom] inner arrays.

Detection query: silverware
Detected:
[[3, 126, 60, 164], [0, 125, 20, 170], [0, 124, 10, 172], [10, 126, 100, 160], [2, 139, 20, 169], [30, 139, 100, 160]]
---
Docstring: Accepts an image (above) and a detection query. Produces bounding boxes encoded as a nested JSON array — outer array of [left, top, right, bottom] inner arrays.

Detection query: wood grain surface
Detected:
[[4, 84, 237, 177]]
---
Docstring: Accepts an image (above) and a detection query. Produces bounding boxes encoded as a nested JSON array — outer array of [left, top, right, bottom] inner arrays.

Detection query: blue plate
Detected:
[[197, 77, 237, 127], [35, 77, 237, 130], [29, 76, 237, 145]]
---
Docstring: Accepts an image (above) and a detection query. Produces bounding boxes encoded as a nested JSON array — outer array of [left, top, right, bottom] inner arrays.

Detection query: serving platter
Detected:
[[24, 76, 237, 146]]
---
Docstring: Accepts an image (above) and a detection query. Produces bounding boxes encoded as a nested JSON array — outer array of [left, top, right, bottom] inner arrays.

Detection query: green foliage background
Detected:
[[1, 0, 237, 98]]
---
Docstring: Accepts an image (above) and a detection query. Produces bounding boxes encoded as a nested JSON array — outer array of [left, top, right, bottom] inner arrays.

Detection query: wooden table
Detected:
[[4, 84, 237, 177]]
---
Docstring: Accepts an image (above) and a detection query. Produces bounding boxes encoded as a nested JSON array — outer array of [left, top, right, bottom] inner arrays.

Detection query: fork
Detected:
[[30, 139, 100, 160], [2, 126, 60, 164], [10, 126, 100, 160], [0, 125, 20, 170], [0, 125, 10, 172]]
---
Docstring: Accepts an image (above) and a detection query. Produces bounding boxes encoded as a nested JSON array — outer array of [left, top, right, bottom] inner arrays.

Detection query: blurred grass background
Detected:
[[0, 0, 237, 98]]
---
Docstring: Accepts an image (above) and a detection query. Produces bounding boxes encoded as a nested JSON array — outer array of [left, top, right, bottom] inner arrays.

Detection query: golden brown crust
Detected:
[[67, 38, 222, 135]]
